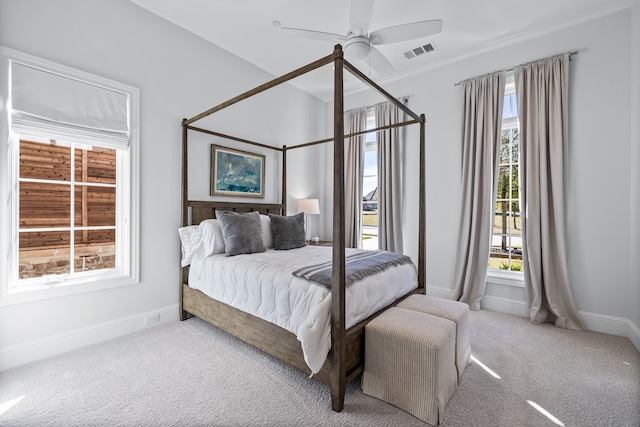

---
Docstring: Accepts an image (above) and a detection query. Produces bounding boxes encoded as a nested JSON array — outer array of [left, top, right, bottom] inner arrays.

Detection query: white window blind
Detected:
[[10, 62, 130, 149]]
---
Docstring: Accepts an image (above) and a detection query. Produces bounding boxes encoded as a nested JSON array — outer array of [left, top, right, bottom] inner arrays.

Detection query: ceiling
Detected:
[[129, 0, 632, 100]]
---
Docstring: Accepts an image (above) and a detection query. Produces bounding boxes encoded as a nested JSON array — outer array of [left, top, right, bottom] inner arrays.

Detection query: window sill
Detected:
[[1, 271, 138, 306], [486, 269, 525, 288]]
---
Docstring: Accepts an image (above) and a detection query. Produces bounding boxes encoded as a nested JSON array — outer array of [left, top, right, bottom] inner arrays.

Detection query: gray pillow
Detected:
[[268, 213, 306, 250], [215, 210, 266, 256]]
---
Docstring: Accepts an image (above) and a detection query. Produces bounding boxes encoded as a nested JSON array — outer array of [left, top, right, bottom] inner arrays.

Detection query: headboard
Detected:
[[180, 200, 285, 287], [185, 200, 285, 226]]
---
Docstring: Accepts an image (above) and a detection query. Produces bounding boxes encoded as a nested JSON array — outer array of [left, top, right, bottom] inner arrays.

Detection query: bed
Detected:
[[180, 45, 426, 412]]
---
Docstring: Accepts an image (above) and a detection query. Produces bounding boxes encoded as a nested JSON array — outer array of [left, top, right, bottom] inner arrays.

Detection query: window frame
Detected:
[[487, 74, 524, 286], [0, 46, 140, 306]]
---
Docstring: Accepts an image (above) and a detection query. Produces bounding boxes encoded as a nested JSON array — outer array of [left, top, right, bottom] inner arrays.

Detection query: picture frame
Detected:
[[210, 144, 265, 198]]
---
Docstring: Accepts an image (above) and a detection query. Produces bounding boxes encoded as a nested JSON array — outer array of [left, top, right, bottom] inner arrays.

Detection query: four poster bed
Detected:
[[179, 45, 426, 412]]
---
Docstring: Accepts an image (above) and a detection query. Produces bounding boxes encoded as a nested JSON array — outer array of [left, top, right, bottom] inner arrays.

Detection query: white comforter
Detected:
[[188, 246, 418, 374]]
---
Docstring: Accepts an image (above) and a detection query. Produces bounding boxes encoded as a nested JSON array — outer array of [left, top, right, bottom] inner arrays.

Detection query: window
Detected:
[[17, 138, 117, 280], [488, 77, 522, 272], [362, 109, 378, 250], [1, 47, 139, 301]]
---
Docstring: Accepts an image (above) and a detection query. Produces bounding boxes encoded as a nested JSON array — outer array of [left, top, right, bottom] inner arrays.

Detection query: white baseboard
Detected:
[[425, 285, 451, 299], [629, 321, 640, 351], [0, 304, 180, 371], [426, 285, 640, 352], [481, 294, 530, 318], [577, 310, 631, 336], [427, 285, 530, 318], [578, 311, 640, 353]]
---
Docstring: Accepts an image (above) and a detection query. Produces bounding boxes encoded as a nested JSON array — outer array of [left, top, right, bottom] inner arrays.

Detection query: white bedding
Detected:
[[188, 245, 418, 374]]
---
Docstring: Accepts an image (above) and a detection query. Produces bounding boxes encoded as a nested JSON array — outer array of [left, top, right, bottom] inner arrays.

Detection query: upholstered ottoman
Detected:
[[362, 307, 458, 425], [398, 294, 471, 381]]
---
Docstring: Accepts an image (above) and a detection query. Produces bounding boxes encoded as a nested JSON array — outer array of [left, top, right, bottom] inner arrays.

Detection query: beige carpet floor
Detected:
[[1, 309, 638, 426]]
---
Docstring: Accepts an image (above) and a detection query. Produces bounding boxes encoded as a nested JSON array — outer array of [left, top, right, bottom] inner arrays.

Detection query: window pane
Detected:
[[497, 165, 510, 199], [502, 95, 510, 118], [74, 186, 116, 227], [500, 131, 511, 164], [511, 165, 519, 199], [363, 177, 377, 199], [75, 146, 116, 184], [502, 94, 519, 119], [493, 201, 507, 233], [74, 230, 116, 273], [19, 230, 70, 249], [20, 139, 71, 181], [365, 132, 376, 143], [511, 220, 522, 239], [18, 231, 71, 279], [511, 129, 519, 162], [363, 149, 377, 175], [497, 201, 510, 237], [19, 182, 70, 228]]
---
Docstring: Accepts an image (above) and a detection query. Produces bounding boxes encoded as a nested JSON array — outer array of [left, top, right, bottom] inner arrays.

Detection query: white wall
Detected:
[[630, 0, 640, 347], [339, 10, 639, 347], [0, 0, 326, 369]]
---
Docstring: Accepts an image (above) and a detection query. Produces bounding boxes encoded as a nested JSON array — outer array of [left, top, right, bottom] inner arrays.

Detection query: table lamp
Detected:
[[297, 198, 320, 242]]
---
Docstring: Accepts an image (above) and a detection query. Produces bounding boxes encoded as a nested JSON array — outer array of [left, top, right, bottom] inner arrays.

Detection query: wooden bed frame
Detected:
[[180, 45, 426, 412]]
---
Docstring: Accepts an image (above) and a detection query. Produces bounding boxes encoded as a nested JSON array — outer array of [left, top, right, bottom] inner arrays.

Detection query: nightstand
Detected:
[[307, 240, 332, 247]]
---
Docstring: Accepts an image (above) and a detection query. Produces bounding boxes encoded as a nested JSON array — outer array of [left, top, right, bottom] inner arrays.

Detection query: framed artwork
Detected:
[[210, 145, 265, 198]]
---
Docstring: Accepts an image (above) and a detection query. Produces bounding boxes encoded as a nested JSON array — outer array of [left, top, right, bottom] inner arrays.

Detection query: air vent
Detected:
[[404, 43, 435, 59]]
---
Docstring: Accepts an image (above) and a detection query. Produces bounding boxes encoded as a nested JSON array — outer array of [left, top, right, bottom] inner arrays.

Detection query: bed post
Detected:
[[181, 119, 189, 227], [282, 145, 287, 214], [330, 44, 347, 412], [419, 114, 426, 291], [180, 119, 189, 321]]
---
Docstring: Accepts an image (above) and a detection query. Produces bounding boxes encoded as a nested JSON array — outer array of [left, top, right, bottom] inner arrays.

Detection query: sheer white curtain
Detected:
[[375, 102, 404, 253], [515, 54, 584, 330], [344, 107, 367, 248], [451, 72, 506, 310]]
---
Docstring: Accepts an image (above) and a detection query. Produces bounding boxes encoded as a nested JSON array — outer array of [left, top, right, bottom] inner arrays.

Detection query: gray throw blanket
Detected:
[[292, 250, 414, 289]]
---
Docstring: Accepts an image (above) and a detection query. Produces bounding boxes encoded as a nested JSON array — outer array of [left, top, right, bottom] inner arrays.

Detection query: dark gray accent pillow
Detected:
[[215, 210, 266, 256], [268, 213, 306, 250]]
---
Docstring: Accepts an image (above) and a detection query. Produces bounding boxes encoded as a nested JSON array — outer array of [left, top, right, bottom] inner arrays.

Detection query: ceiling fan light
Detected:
[[346, 39, 369, 61]]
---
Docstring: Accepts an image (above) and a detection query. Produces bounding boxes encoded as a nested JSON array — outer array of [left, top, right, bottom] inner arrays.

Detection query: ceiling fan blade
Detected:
[[370, 20, 443, 45], [367, 45, 394, 75], [349, 0, 374, 35], [280, 26, 345, 43]]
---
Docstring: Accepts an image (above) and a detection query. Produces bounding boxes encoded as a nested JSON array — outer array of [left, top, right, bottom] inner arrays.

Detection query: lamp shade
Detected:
[[297, 198, 320, 215]]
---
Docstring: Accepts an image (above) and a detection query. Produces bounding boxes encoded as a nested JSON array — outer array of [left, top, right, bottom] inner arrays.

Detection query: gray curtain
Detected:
[[344, 107, 367, 248], [375, 102, 404, 253], [451, 72, 506, 310], [515, 54, 584, 330]]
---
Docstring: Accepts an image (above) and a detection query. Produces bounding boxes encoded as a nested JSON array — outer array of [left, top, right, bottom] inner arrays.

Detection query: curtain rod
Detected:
[[454, 51, 578, 87], [349, 95, 412, 115]]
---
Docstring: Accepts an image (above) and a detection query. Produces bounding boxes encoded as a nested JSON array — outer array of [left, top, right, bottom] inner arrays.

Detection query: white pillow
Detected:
[[200, 219, 226, 256], [178, 225, 202, 267], [260, 214, 273, 249]]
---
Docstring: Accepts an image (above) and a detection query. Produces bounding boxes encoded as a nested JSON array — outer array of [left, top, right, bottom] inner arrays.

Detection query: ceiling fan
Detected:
[[278, 0, 442, 75]]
